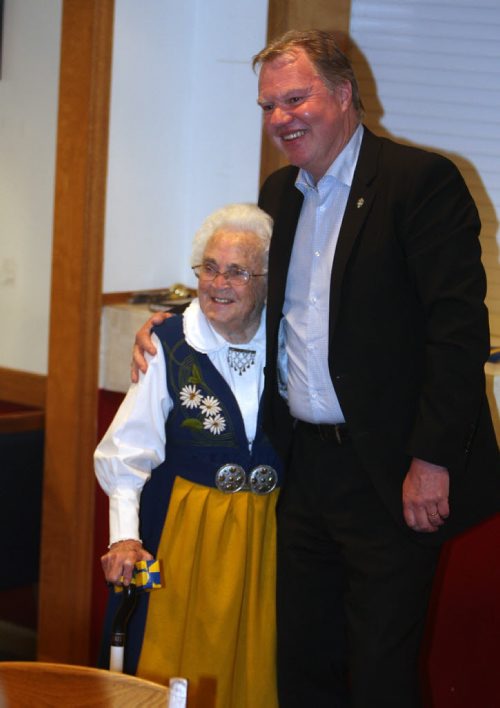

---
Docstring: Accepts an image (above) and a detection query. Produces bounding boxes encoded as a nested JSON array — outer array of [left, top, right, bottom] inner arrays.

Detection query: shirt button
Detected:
[[314, 251, 320, 257]]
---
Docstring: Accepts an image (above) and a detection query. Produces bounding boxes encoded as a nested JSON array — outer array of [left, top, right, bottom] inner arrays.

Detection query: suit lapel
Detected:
[[267, 170, 303, 327], [329, 128, 381, 334]]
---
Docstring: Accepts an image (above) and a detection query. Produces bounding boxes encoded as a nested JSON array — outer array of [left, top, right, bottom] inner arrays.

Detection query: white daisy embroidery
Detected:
[[179, 384, 202, 409], [203, 413, 226, 435], [200, 395, 222, 417]]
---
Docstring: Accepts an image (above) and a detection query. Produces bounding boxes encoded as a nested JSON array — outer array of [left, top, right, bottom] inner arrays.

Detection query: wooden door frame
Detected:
[[37, 0, 114, 664]]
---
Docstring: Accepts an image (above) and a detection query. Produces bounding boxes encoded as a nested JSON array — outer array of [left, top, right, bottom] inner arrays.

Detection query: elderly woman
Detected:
[[95, 203, 281, 708]]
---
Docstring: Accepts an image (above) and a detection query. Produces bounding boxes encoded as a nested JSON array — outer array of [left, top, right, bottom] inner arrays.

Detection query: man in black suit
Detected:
[[132, 29, 499, 707], [253, 29, 499, 707]]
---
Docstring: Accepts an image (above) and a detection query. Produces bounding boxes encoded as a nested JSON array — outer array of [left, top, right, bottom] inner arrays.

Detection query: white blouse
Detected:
[[94, 299, 266, 545]]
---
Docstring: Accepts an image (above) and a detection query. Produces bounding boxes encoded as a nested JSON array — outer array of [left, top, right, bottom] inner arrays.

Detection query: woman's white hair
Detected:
[[191, 203, 273, 267]]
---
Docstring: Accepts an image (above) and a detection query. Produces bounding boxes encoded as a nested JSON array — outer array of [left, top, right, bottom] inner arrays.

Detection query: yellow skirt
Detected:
[[136, 475, 279, 708]]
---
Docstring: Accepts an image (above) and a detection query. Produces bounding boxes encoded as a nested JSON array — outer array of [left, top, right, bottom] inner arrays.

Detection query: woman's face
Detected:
[[197, 228, 267, 344]]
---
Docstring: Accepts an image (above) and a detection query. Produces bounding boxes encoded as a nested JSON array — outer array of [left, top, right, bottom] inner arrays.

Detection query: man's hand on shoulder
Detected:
[[402, 457, 450, 533], [131, 311, 172, 383]]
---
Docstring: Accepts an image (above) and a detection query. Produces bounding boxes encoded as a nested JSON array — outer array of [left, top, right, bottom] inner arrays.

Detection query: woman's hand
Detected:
[[101, 539, 154, 586]]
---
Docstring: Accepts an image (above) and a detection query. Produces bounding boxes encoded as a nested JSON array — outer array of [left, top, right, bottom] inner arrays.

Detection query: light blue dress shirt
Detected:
[[282, 124, 364, 424]]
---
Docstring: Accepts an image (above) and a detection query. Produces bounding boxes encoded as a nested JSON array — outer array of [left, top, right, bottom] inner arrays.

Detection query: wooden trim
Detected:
[[258, 0, 352, 186], [101, 286, 196, 306], [102, 290, 137, 305], [0, 410, 45, 433], [102, 288, 166, 305], [0, 368, 47, 408], [37, 0, 114, 665]]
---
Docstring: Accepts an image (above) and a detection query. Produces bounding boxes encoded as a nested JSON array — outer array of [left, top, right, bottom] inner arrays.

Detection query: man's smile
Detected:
[[281, 129, 307, 141]]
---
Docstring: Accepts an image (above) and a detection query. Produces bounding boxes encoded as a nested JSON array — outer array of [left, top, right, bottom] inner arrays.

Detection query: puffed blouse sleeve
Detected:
[[94, 333, 172, 544]]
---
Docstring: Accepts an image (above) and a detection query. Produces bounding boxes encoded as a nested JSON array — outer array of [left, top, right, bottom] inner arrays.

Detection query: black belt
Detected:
[[296, 420, 350, 445]]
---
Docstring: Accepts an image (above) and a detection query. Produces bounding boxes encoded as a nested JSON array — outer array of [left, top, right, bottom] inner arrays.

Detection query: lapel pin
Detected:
[[356, 198, 364, 209]]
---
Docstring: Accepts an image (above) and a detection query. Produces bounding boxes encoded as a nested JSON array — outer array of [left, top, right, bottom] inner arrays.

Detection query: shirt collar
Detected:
[[183, 298, 266, 354], [296, 123, 364, 193]]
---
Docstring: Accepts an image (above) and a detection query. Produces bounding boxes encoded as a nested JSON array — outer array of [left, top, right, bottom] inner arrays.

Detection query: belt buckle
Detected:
[[314, 423, 345, 444], [215, 463, 278, 495], [215, 463, 246, 493], [248, 465, 278, 495]]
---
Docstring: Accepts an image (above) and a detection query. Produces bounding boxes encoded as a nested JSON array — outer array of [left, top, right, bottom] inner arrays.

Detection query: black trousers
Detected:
[[276, 423, 441, 708]]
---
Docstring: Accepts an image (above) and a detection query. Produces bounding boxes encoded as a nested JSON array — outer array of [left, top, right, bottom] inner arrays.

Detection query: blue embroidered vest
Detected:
[[139, 315, 282, 554]]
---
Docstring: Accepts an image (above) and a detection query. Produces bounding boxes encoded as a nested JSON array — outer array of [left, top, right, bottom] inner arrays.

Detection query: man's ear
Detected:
[[336, 80, 353, 110]]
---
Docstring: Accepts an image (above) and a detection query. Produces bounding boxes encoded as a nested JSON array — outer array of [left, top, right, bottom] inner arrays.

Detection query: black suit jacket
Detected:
[[259, 127, 500, 543]]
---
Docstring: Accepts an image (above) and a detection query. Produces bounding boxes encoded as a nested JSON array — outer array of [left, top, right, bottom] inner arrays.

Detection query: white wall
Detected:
[[0, 0, 62, 374], [349, 0, 500, 338], [103, 0, 268, 293], [0, 0, 268, 375]]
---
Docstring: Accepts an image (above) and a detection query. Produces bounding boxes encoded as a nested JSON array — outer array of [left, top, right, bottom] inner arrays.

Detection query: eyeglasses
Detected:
[[192, 263, 267, 287]]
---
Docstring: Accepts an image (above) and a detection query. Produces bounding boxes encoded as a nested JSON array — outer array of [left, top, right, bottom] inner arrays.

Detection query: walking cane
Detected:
[[109, 559, 188, 706], [109, 582, 137, 673], [109, 558, 162, 673]]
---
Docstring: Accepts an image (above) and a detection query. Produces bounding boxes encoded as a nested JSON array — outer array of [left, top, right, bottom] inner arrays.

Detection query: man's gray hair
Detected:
[[253, 29, 364, 120]]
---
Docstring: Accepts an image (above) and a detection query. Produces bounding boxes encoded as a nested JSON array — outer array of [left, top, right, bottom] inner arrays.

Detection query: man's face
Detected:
[[197, 229, 267, 344], [258, 48, 354, 183]]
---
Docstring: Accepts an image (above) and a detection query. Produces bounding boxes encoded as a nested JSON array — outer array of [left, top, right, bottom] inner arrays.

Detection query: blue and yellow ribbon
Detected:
[[114, 558, 162, 593]]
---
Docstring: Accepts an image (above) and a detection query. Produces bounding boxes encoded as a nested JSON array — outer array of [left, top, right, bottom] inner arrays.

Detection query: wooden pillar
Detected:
[[37, 0, 114, 664], [259, 0, 352, 185]]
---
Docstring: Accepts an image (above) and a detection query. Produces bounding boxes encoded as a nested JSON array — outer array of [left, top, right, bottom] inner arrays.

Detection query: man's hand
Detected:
[[101, 539, 154, 586], [402, 457, 450, 533], [131, 312, 171, 383]]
